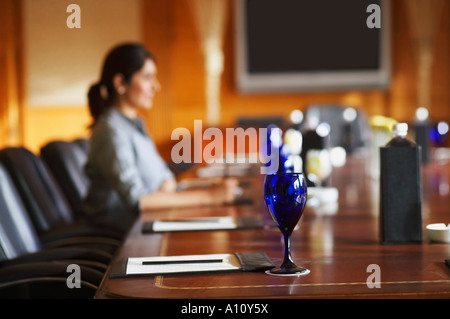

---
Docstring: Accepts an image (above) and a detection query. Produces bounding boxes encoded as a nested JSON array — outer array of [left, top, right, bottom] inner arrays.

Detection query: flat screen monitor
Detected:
[[234, 0, 391, 92]]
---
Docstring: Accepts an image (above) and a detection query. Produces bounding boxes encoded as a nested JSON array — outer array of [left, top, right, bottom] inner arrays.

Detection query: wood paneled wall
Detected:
[[141, 0, 450, 160], [0, 0, 23, 148], [1, 0, 449, 154]]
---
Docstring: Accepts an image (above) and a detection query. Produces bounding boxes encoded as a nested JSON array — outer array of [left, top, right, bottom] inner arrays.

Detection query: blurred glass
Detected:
[[306, 149, 332, 186]]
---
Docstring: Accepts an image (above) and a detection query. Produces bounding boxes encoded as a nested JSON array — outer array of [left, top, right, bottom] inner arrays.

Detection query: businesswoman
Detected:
[[83, 43, 237, 232]]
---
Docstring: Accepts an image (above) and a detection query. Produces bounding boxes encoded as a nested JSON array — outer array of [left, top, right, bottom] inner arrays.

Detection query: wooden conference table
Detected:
[[96, 155, 450, 299]]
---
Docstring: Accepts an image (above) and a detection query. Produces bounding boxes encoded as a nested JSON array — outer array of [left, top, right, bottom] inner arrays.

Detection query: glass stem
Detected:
[[281, 234, 296, 269]]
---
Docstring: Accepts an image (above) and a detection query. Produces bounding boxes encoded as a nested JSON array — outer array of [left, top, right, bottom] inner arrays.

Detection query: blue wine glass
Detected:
[[264, 173, 309, 275]]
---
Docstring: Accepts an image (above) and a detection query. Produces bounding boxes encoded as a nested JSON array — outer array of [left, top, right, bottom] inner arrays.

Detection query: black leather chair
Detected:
[[0, 163, 108, 298], [0, 162, 112, 267], [0, 262, 103, 298], [0, 147, 124, 249], [40, 140, 89, 217], [73, 137, 90, 153]]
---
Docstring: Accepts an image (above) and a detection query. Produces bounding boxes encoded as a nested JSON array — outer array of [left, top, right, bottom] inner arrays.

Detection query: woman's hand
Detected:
[[159, 179, 177, 193], [141, 178, 241, 211], [211, 178, 240, 205]]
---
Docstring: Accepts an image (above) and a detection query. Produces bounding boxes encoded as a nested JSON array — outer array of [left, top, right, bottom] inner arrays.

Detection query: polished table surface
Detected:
[[95, 155, 450, 299]]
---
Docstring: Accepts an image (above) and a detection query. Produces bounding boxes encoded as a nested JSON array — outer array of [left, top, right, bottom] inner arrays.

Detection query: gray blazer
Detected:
[[83, 108, 174, 225]]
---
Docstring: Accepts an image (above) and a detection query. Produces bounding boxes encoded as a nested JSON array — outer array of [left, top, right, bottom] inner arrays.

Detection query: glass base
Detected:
[[265, 267, 310, 277]]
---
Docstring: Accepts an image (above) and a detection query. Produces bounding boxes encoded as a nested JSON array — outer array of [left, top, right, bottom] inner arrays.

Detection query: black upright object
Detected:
[[300, 129, 330, 186], [379, 123, 423, 244], [413, 121, 430, 164]]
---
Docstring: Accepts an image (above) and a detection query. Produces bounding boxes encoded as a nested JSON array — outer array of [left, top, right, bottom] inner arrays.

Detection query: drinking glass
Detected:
[[306, 149, 332, 186], [264, 173, 309, 275]]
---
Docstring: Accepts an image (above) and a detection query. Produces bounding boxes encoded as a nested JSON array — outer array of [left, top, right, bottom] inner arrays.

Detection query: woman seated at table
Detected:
[[82, 43, 238, 232]]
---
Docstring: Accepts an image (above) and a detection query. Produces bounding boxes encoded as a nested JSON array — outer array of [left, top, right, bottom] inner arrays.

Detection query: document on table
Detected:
[[152, 217, 237, 232], [109, 252, 275, 278], [142, 216, 263, 233], [125, 254, 240, 276]]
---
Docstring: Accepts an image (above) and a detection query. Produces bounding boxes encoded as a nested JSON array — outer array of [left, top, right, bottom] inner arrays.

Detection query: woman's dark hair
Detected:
[[87, 43, 155, 122]]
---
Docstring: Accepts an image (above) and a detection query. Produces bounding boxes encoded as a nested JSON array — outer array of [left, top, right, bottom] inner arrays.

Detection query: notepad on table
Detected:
[[142, 216, 263, 233], [109, 252, 274, 278]]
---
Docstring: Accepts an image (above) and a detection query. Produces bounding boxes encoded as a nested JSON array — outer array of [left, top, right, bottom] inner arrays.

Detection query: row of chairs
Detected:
[[0, 139, 124, 298]]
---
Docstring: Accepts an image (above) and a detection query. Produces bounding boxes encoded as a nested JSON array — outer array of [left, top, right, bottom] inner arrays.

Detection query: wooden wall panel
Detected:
[[140, 0, 175, 159], [389, 0, 449, 122], [0, 0, 23, 148], [3, 0, 449, 153], [139, 0, 450, 155]]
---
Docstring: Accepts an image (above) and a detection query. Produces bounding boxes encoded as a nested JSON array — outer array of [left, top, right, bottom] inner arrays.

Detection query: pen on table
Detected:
[[142, 259, 224, 265]]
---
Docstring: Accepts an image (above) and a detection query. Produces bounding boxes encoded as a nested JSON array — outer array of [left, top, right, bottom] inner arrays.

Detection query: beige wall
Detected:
[[22, 0, 142, 151], [23, 0, 142, 107]]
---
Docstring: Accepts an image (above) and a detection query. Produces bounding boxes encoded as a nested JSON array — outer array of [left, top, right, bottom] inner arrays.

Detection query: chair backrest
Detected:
[[40, 140, 89, 216], [0, 163, 41, 261], [73, 138, 90, 153], [0, 147, 73, 234]]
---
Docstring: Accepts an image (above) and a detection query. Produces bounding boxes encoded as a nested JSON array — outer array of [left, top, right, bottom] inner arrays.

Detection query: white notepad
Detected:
[[151, 217, 237, 232], [109, 252, 275, 278], [126, 254, 240, 276]]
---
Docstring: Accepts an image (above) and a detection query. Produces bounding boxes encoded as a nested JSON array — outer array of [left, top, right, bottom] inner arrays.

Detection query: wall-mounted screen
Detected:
[[234, 0, 391, 92]]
